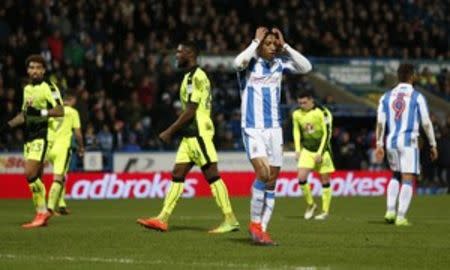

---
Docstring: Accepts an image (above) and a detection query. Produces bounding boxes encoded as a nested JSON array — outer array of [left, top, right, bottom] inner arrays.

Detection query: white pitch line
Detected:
[[0, 253, 326, 270]]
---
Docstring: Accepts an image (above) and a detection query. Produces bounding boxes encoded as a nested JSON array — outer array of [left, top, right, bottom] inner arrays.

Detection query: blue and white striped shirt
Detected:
[[377, 83, 432, 149]]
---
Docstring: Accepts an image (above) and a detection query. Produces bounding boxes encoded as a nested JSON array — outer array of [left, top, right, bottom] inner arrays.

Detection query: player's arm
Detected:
[[0, 112, 25, 132], [72, 109, 84, 156], [316, 109, 331, 162], [417, 94, 438, 161], [233, 27, 267, 71], [272, 28, 312, 74], [292, 111, 302, 159], [375, 94, 387, 161], [160, 74, 202, 143]]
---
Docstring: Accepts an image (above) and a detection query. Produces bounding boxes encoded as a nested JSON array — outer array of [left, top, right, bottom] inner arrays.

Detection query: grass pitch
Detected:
[[0, 196, 449, 270]]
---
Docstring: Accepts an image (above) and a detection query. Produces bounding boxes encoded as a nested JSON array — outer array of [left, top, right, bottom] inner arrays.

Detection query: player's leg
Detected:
[[22, 139, 51, 228], [315, 151, 335, 220], [385, 172, 401, 223], [57, 185, 69, 215], [201, 162, 239, 233], [385, 149, 401, 223], [297, 149, 316, 219], [260, 166, 278, 232], [395, 148, 419, 226], [48, 147, 71, 214], [137, 138, 193, 231]]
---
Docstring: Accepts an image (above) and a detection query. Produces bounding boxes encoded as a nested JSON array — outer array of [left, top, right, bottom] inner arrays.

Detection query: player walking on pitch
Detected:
[[46, 92, 84, 215], [137, 41, 239, 233], [292, 90, 334, 220], [0, 55, 64, 228], [375, 63, 438, 226], [234, 27, 312, 244]]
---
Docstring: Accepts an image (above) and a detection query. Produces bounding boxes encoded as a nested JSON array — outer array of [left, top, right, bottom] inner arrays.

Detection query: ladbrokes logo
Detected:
[[69, 174, 198, 199], [276, 172, 389, 197]]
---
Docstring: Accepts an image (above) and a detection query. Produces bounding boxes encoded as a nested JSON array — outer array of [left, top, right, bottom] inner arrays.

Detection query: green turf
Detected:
[[1, 196, 450, 270]]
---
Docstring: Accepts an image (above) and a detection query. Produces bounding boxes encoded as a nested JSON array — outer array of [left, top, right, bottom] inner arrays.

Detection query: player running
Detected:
[[0, 55, 64, 228], [292, 90, 334, 220], [234, 27, 312, 245], [375, 63, 438, 226], [137, 41, 239, 233], [46, 92, 84, 215]]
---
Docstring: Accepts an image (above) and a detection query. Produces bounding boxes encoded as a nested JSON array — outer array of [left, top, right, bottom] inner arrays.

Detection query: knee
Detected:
[[256, 166, 270, 182]]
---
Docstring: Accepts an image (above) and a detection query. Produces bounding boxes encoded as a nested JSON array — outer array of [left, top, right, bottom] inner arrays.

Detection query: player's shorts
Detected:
[[386, 147, 420, 175], [24, 138, 48, 162], [175, 136, 218, 168], [46, 142, 72, 175], [298, 148, 335, 174], [242, 128, 283, 167]]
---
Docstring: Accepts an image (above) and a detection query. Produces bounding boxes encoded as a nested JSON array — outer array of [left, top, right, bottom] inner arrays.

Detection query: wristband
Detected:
[[41, 109, 48, 117], [252, 39, 260, 45], [283, 43, 290, 49]]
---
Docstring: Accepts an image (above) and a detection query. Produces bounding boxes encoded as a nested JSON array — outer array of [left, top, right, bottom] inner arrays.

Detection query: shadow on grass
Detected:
[[170, 225, 207, 232], [367, 220, 392, 225], [228, 237, 254, 246]]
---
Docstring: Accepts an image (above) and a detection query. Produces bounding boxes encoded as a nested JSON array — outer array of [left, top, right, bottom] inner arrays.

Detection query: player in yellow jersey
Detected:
[[46, 92, 84, 216], [292, 90, 334, 220], [0, 55, 64, 228], [137, 41, 239, 233]]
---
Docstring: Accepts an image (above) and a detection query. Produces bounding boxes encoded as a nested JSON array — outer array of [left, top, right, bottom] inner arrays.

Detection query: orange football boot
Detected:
[[22, 212, 52, 229], [137, 218, 168, 232]]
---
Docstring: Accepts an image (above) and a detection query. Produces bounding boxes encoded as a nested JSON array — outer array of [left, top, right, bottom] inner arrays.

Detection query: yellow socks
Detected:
[[48, 181, 64, 211], [158, 182, 184, 222], [322, 185, 332, 213], [300, 180, 314, 206], [210, 179, 236, 223], [28, 178, 47, 213], [58, 187, 67, 208]]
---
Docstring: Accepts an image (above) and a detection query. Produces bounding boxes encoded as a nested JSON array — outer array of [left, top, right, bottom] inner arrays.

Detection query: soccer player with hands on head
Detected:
[[234, 26, 312, 245]]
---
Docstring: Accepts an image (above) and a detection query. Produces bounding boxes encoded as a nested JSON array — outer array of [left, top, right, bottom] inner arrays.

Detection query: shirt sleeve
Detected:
[[417, 94, 437, 147], [189, 72, 206, 104], [233, 40, 259, 71], [376, 94, 387, 147], [45, 82, 63, 108], [21, 86, 29, 111], [72, 108, 81, 129], [292, 111, 302, 152], [317, 108, 332, 155], [281, 44, 312, 74]]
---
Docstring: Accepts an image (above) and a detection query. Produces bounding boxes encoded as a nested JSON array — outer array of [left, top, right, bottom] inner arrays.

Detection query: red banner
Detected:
[[0, 171, 394, 199]]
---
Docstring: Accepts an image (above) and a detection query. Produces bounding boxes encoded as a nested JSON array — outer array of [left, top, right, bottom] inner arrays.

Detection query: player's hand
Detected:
[[314, 154, 322, 164], [375, 147, 385, 162], [430, 147, 438, 161], [159, 129, 172, 144], [26, 107, 41, 116], [295, 152, 300, 161], [272, 28, 286, 47], [255, 27, 268, 42], [78, 146, 85, 158]]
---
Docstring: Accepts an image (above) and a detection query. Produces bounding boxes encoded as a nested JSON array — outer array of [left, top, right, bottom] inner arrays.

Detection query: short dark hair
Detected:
[[25, 54, 46, 69], [180, 41, 199, 57], [397, 63, 415, 82], [297, 90, 314, 99]]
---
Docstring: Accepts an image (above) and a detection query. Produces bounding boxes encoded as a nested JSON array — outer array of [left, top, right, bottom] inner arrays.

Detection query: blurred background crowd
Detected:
[[0, 0, 449, 187]]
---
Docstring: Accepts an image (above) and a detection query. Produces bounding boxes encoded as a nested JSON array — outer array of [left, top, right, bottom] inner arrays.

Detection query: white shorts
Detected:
[[386, 147, 420, 175], [242, 128, 283, 167]]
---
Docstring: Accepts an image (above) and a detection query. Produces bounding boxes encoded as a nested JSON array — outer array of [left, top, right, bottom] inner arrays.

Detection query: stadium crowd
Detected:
[[0, 0, 449, 186]]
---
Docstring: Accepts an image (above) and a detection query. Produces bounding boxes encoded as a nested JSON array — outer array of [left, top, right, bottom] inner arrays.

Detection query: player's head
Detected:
[[297, 90, 315, 111], [63, 91, 77, 106], [397, 63, 416, 83], [258, 31, 278, 61], [176, 41, 199, 68], [25, 54, 46, 83]]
